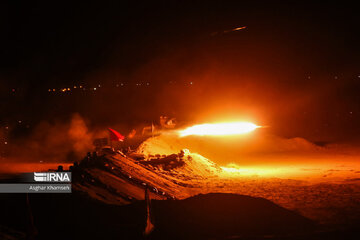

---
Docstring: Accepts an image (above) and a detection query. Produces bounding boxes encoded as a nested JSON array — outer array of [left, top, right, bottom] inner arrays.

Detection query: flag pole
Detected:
[[144, 186, 154, 236]]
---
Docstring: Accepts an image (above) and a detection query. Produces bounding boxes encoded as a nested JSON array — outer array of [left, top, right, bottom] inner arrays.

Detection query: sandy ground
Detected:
[[1, 141, 360, 227]]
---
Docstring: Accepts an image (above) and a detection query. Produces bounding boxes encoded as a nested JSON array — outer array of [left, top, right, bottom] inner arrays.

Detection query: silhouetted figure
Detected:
[[80, 152, 92, 167], [56, 165, 63, 172], [86, 152, 91, 161], [71, 162, 80, 181]]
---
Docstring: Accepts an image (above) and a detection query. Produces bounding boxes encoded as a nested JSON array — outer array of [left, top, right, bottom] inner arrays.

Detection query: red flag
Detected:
[[108, 128, 125, 142]]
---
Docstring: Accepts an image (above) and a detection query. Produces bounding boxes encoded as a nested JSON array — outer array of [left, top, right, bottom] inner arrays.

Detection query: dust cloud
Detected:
[[6, 113, 95, 164]]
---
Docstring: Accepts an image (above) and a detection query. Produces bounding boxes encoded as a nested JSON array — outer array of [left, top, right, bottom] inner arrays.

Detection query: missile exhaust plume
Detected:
[[178, 121, 260, 137]]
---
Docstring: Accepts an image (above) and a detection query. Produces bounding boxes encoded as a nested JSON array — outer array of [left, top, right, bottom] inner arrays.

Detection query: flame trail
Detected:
[[178, 122, 260, 137], [224, 26, 247, 33], [211, 26, 247, 36]]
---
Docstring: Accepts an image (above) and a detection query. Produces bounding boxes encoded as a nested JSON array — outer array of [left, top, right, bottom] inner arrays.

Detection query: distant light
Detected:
[[232, 26, 247, 31], [93, 88, 97, 91], [48, 89, 51, 92], [121, 83, 124, 86], [190, 82, 193, 85], [116, 84, 119, 87], [74, 86, 77, 89], [79, 85, 83, 88], [18, 120, 22, 124], [67, 88, 70, 91], [4, 142, 7, 145], [146, 82, 150, 86], [53, 89, 56, 91], [98, 84, 101, 87]]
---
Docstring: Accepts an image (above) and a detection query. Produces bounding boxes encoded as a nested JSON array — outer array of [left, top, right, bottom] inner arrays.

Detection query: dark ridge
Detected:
[[0, 192, 317, 240], [149, 193, 315, 239]]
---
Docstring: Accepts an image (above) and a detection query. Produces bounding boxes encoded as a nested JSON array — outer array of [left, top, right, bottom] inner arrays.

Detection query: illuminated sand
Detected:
[[67, 148, 360, 226], [134, 134, 360, 225], [4, 132, 358, 226], [138, 133, 360, 181]]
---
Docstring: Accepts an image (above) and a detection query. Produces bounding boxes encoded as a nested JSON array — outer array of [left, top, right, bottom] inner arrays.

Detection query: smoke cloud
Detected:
[[7, 113, 95, 163]]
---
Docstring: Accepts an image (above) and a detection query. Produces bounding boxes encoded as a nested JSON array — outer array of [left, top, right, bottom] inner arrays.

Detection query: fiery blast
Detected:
[[178, 121, 260, 137], [138, 119, 360, 182]]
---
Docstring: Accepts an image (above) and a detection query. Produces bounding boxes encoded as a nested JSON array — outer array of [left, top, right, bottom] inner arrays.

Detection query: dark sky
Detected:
[[1, 1, 360, 142], [1, 1, 360, 83]]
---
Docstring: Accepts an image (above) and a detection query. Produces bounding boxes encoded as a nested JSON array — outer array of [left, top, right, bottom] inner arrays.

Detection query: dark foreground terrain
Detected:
[[0, 150, 360, 240], [0, 191, 358, 240]]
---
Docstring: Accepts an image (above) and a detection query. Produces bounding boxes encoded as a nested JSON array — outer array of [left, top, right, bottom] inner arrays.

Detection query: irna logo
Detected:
[[34, 172, 71, 182]]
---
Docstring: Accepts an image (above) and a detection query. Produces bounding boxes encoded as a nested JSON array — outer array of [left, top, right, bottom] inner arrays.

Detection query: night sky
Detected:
[[1, 1, 360, 143]]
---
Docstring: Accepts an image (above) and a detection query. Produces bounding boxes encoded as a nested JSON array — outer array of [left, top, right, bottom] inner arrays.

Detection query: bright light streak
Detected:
[[232, 26, 247, 31], [179, 122, 260, 137], [220, 166, 281, 177]]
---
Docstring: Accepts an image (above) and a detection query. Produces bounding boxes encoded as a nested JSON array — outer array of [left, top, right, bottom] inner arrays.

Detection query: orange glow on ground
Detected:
[[219, 157, 360, 182], [179, 121, 260, 137]]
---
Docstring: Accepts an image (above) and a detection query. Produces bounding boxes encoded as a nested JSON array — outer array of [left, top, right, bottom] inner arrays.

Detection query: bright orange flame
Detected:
[[220, 166, 290, 177], [179, 122, 260, 137]]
